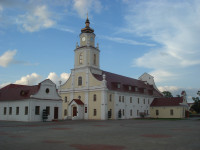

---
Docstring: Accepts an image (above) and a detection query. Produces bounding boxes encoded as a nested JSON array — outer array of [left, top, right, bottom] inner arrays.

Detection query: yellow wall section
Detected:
[[150, 106, 185, 118], [88, 91, 101, 119], [61, 75, 72, 89], [60, 93, 70, 117], [89, 71, 102, 87]]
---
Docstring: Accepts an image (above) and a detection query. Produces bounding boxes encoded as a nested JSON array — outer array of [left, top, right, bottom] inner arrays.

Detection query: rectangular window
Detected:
[[170, 109, 173, 116], [93, 109, 97, 116], [137, 110, 139, 116], [4, 107, 7, 115], [35, 106, 40, 115], [64, 109, 67, 116], [25, 106, 28, 115], [9, 107, 12, 115], [130, 109, 132, 116], [130, 97, 132, 103], [46, 106, 50, 115], [143, 99, 145, 104], [85, 107, 87, 113], [138, 98, 139, 104], [123, 109, 125, 116], [119, 96, 121, 102], [117, 84, 121, 88], [122, 96, 124, 102], [156, 110, 159, 116], [109, 94, 112, 102], [148, 99, 150, 104], [129, 86, 132, 91], [16, 107, 19, 115], [65, 96, 67, 103]]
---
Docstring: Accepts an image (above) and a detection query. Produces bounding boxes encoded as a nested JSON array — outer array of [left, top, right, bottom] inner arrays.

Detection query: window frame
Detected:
[[35, 106, 40, 115], [25, 106, 28, 115], [16, 107, 19, 115], [78, 76, 82, 86]]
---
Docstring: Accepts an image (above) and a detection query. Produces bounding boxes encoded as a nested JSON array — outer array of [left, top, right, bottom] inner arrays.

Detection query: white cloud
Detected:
[[150, 70, 177, 83], [0, 4, 3, 12], [124, 1, 200, 84], [73, 0, 102, 18], [101, 35, 155, 47], [16, 5, 55, 32], [15, 73, 42, 85], [0, 50, 17, 67], [47, 72, 70, 85]]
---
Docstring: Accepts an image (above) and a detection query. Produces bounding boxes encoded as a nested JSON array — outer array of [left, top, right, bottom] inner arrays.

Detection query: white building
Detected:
[[0, 79, 62, 122]]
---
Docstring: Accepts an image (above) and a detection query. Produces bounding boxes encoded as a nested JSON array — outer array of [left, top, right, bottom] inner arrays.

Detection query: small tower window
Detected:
[[65, 96, 67, 103], [78, 76, 82, 86], [94, 54, 96, 65], [93, 94, 97, 101], [78, 96, 81, 100], [79, 53, 83, 64]]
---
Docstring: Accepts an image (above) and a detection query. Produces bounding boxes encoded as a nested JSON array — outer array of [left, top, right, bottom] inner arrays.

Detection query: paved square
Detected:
[[0, 119, 200, 150]]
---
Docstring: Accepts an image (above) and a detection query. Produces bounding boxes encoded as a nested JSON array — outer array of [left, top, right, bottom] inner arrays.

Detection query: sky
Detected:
[[0, 0, 200, 102]]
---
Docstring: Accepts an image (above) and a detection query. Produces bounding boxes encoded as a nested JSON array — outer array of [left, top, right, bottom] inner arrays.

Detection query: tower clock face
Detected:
[[82, 37, 85, 41]]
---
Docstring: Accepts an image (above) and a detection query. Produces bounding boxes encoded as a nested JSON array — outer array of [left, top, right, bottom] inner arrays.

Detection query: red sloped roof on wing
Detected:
[[150, 97, 183, 107], [0, 84, 40, 101], [92, 70, 163, 97]]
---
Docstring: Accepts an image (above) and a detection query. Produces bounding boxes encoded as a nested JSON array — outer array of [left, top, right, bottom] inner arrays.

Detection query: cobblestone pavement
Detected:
[[0, 119, 200, 150]]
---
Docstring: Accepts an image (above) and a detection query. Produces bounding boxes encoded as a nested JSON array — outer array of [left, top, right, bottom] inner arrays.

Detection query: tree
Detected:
[[191, 91, 200, 113], [162, 91, 173, 98]]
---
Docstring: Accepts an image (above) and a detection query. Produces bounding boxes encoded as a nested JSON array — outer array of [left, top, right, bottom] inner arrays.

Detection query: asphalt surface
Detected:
[[0, 118, 200, 150]]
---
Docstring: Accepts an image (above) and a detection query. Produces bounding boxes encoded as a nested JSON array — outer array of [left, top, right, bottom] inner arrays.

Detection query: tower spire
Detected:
[[81, 14, 94, 33]]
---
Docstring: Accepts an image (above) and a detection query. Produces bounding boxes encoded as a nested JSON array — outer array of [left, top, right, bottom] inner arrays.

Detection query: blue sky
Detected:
[[0, 0, 200, 101]]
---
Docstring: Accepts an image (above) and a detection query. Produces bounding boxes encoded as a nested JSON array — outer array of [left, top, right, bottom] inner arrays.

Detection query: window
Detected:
[[156, 110, 159, 116], [4, 107, 6, 115], [170, 109, 173, 116], [85, 107, 87, 113], [123, 109, 125, 116], [25, 106, 28, 115], [119, 96, 121, 102], [9, 107, 12, 115], [35, 106, 40, 115], [94, 54, 96, 65], [93, 109, 97, 116], [130, 109, 132, 116], [78, 96, 81, 100], [138, 98, 139, 104], [117, 84, 121, 88], [135, 87, 138, 91], [79, 53, 83, 64], [137, 110, 139, 116], [65, 96, 67, 103], [143, 99, 145, 104], [129, 86, 132, 91], [130, 97, 132, 103], [109, 94, 112, 102], [148, 99, 150, 104], [122, 96, 124, 103], [16, 107, 19, 115], [46, 88, 49, 94], [93, 94, 97, 101], [46, 106, 50, 115], [64, 109, 67, 116], [78, 76, 82, 86]]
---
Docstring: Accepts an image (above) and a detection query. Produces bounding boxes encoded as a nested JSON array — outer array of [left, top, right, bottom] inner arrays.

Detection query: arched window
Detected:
[[64, 109, 67, 116], [65, 96, 67, 103], [78, 76, 82, 86], [93, 94, 97, 101], [94, 54, 96, 65], [79, 53, 83, 64]]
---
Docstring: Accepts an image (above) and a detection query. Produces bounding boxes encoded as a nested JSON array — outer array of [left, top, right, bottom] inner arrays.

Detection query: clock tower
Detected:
[[74, 16, 100, 69]]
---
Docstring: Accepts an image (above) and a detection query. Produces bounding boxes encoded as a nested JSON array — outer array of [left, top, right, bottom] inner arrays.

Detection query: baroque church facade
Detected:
[[60, 17, 163, 120]]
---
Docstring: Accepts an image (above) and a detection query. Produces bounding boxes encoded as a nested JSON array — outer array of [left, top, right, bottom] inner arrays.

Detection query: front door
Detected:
[[54, 107, 58, 119], [73, 107, 77, 117]]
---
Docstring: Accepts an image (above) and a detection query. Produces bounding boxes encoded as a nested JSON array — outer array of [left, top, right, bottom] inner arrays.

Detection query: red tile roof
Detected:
[[150, 97, 183, 107], [0, 84, 40, 101], [92, 71, 162, 97], [69, 99, 84, 105]]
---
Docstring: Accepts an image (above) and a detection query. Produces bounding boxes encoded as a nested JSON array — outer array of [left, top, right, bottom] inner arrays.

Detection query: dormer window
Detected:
[[129, 86, 132, 91], [135, 87, 138, 92], [117, 84, 121, 89]]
